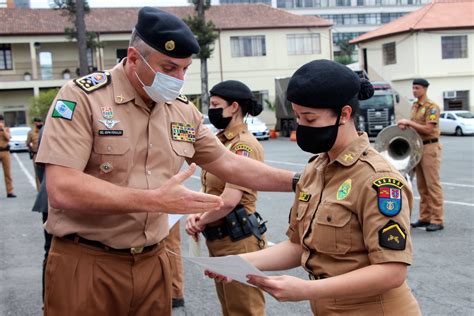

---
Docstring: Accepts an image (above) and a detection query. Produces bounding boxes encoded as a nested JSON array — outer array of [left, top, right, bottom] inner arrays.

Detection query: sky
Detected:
[[29, 0, 209, 8]]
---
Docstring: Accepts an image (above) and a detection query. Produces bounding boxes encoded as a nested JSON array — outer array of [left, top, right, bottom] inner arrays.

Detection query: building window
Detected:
[[442, 36, 468, 59], [116, 49, 127, 63], [382, 42, 396, 65], [0, 44, 12, 70], [443, 90, 470, 110], [287, 34, 321, 55], [230, 36, 266, 57], [39, 51, 53, 80]]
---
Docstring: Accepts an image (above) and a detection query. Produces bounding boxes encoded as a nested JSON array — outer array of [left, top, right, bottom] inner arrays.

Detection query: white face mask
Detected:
[[135, 51, 184, 103]]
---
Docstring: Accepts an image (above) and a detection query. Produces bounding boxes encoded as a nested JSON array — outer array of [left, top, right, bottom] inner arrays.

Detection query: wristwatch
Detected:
[[292, 173, 301, 192]]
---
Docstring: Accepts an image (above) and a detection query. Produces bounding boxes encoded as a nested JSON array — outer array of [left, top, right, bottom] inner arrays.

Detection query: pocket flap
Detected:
[[171, 140, 195, 158], [93, 137, 130, 155], [315, 202, 352, 228]]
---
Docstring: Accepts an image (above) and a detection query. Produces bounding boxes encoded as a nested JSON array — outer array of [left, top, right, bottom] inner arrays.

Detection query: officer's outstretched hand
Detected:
[[154, 163, 223, 214], [247, 274, 309, 302]]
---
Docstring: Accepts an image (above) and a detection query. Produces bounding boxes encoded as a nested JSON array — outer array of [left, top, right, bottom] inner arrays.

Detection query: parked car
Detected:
[[246, 116, 270, 140], [439, 111, 474, 136], [8, 126, 31, 152]]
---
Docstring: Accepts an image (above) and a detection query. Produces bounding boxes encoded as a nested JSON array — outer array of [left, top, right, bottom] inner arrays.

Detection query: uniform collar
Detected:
[[220, 123, 248, 140], [111, 58, 138, 105], [417, 96, 429, 106], [334, 132, 370, 167]]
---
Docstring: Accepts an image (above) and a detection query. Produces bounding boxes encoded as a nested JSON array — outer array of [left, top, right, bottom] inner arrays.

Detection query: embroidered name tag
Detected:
[[98, 130, 123, 136], [171, 122, 196, 143]]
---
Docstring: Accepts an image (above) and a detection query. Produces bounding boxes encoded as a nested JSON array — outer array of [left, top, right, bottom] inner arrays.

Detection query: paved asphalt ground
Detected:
[[0, 135, 473, 315]]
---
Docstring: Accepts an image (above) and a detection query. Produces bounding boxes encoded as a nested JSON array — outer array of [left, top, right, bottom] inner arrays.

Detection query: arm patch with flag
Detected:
[[232, 143, 253, 157], [52, 99, 77, 121], [372, 177, 404, 217]]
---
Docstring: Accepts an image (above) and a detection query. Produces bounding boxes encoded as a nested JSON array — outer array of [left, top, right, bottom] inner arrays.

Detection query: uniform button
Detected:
[[327, 216, 332, 222], [107, 145, 112, 152], [183, 149, 187, 154], [149, 143, 153, 148], [147, 170, 151, 175]]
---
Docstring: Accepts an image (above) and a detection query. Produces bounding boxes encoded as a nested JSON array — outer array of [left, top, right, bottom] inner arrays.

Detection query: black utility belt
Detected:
[[0, 146, 10, 151], [423, 138, 438, 145], [62, 234, 158, 255], [202, 205, 267, 243]]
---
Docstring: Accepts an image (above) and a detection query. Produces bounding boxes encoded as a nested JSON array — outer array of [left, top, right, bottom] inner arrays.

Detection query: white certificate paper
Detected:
[[182, 255, 267, 286]]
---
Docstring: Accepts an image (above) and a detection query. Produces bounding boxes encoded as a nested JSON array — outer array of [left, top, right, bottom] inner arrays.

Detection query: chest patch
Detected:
[[74, 71, 111, 94], [379, 220, 406, 250], [171, 122, 196, 143], [372, 177, 403, 217], [337, 179, 352, 201]]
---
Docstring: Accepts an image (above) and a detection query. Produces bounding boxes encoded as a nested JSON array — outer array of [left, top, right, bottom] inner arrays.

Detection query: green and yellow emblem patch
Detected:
[[337, 179, 352, 201]]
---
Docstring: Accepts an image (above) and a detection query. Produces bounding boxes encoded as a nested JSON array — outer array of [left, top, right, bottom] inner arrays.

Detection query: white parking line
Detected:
[[414, 196, 473, 207], [12, 153, 36, 190]]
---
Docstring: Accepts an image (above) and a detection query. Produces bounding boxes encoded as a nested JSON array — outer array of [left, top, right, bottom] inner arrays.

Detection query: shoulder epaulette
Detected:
[[176, 94, 189, 104], [74, 71, 111, 94]]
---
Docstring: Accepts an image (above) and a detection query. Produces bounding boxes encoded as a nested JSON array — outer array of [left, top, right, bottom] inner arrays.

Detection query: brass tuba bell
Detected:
[[374, 126, 423, 178]]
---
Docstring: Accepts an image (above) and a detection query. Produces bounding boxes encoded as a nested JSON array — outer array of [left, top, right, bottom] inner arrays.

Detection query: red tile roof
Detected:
[[351, 0, 474, 44], [0, 4, 331, 36]]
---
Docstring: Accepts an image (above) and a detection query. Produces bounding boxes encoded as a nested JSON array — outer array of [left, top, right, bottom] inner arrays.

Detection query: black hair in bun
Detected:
[[358, 79, 374, 101], [247, 98, 263, 116]]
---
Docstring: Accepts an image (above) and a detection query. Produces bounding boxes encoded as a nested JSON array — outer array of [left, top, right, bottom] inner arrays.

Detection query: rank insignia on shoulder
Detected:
[[298, 192, 311, 202], [171, 122, 196, 143], [337, 179, 352, 201], [379, 220, 406, 250], [373, 177, 403, 217], [74, 71, 111, 94], [176, 94, 189, 104], [232, 143, 253, 157], [52, 99, 77, 121]]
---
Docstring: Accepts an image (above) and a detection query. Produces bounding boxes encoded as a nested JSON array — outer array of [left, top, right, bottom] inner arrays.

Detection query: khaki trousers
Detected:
[[416, 143, 444, 224], [310, 281, 421, 315], [207, 235, 266, 316], [165, 223, 184, 299], [45, 237, 172, 316], [0, 151, 13, 194]]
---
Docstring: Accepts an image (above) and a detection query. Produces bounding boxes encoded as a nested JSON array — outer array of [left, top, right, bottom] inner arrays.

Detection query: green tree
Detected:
[[51, 0, 94, 76], [183, 0, 218, 113], [28, 88, 60, 122], [335, 40, 355, 65]]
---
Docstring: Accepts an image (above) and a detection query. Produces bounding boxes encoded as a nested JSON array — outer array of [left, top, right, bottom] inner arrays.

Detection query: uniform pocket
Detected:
[[314, 202, 352, 255], [170, 140, 195, 158], [92, 137, 132, 183]]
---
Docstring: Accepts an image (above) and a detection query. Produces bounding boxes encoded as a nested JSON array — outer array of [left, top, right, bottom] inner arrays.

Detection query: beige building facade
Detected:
[[0, 5, 332, 126]]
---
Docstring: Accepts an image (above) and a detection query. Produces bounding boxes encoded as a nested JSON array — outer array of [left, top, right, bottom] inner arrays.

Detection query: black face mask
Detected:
[[36, 124, 43, 129], [208, 108, 232, 130], [296, 113, 341, 154]]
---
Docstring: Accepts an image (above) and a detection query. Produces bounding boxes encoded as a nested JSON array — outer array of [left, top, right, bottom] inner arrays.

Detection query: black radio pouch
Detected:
[[225, 205, 253, 241]]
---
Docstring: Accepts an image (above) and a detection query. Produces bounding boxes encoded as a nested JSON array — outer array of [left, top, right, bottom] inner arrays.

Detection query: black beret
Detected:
[[287, 59, 363, 109], [135, 7, 200, 58], [413, 78, 429, 87], [0, 114, 3, 120], [210, 80, 253, 100], [33, 117, 43, 123]]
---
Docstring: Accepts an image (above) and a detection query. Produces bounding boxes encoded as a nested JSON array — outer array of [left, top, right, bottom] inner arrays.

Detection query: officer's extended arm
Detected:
[[200, 151, 294, 192]]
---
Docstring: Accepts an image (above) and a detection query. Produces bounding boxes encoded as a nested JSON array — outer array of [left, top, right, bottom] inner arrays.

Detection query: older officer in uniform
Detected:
[[36, 7, 294, 316], [186, 80, 267, 316], [207, 60, 421, 315], [398, 78, 444, 232], [0, 114, 16, 198], [27, 117, 44, 190]]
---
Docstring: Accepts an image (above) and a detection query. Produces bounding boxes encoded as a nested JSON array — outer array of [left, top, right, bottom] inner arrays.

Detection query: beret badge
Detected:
[[165, 40, 175, 51]]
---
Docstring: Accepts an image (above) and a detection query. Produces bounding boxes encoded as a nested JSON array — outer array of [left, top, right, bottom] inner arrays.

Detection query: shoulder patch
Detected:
[[379, 220, 406, 250], [298, 192, 311, 202], [232, 143, 253, 157], [176, 94, 189, 104], [52, 99, 77, 121], [373, 177, 403, 217], [74, 71, 111, 94]]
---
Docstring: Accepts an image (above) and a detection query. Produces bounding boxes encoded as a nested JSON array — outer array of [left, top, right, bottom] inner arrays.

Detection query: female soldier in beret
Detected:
[[206, 60, 421, 315], [186, 80, 267, 316]]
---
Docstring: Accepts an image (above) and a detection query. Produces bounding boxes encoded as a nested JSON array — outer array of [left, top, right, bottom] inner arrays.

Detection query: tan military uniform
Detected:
[[202, 123, 266, 316], [287, 133, 421, 315], [36, 59, 227, 315], [0, 127, 14, 195], [410, 97, 444, 225], [27, 127, 41, 190], [165, 223, 184, 301]]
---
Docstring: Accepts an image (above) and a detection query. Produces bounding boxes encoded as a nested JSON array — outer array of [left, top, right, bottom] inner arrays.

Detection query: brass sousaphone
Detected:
[[374, 126, 423, 183]]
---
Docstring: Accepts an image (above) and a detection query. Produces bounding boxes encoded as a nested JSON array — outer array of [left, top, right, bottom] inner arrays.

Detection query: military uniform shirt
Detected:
[[0, 127, 9, 148], [287, 133, 414, 278], [410, 97, 441, 141], [36, 60, 227, 249], [201, 122, 264, 220]]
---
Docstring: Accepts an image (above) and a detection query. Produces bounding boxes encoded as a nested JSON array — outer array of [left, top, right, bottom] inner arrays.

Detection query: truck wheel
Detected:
[[455, 126, 463, 136]]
